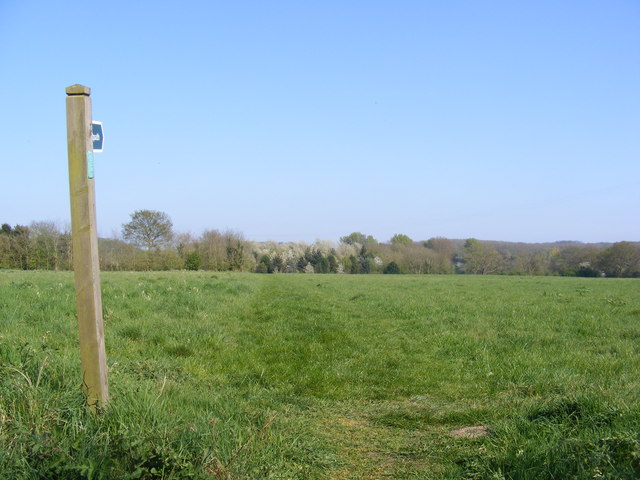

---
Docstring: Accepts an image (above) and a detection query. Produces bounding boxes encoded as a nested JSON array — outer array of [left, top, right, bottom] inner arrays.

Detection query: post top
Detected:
[[66, 84, 91, 96]]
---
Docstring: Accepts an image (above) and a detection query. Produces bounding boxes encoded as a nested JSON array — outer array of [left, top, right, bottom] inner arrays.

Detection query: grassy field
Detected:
[[1, 271, 639, 479]]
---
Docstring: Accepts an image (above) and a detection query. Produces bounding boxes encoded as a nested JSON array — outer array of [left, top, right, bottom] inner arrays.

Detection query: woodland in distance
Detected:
[[1, 210, 639, 278]]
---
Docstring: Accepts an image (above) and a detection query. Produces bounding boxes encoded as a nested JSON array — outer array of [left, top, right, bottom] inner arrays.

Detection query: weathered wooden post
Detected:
[[65, 84, 108, 410]]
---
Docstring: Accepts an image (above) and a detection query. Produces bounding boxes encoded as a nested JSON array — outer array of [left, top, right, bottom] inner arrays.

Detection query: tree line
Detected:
[[1, 210, 639, 277]]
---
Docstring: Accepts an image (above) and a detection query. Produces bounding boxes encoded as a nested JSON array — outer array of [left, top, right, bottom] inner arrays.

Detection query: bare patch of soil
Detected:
[[449, 425, 489, 438]]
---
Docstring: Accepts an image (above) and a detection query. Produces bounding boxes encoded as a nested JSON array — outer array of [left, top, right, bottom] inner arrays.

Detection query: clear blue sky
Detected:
[[1, 1, 638, 244]]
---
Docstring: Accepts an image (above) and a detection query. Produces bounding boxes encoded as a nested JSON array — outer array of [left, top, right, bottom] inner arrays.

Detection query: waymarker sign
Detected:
[[91, 121, 104, 152]]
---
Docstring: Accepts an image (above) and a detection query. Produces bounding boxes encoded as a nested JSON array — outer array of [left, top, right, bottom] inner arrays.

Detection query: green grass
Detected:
[[1, 271, 639, 479]]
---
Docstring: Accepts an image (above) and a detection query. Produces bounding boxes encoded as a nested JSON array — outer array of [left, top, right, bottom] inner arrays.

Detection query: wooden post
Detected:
[[65, 84, 108, 410]]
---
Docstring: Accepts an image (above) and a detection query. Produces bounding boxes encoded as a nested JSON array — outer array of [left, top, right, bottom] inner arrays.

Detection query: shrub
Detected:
[[184, 252, 201, 271], [383, 261, 401, 274]]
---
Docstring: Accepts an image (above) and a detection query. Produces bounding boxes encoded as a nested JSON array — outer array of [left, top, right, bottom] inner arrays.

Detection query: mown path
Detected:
[[243, 275, 492, 479]]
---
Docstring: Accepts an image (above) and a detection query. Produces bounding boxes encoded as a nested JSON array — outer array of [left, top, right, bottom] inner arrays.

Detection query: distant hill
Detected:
[[429, 239, 637, 254]]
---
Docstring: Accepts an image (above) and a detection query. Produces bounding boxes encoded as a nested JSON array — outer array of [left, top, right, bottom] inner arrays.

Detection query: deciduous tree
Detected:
[[122, 210, 173, 250], [390, 233, 413, 246], [340, 232, 377, 246], [462, 238, 503, 274], [597, 242, 640, 278]]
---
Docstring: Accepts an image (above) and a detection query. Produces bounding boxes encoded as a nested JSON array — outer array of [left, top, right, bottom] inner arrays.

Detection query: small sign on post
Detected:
[[91, 121, 104, 152], [65, 84, 109, 411]]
